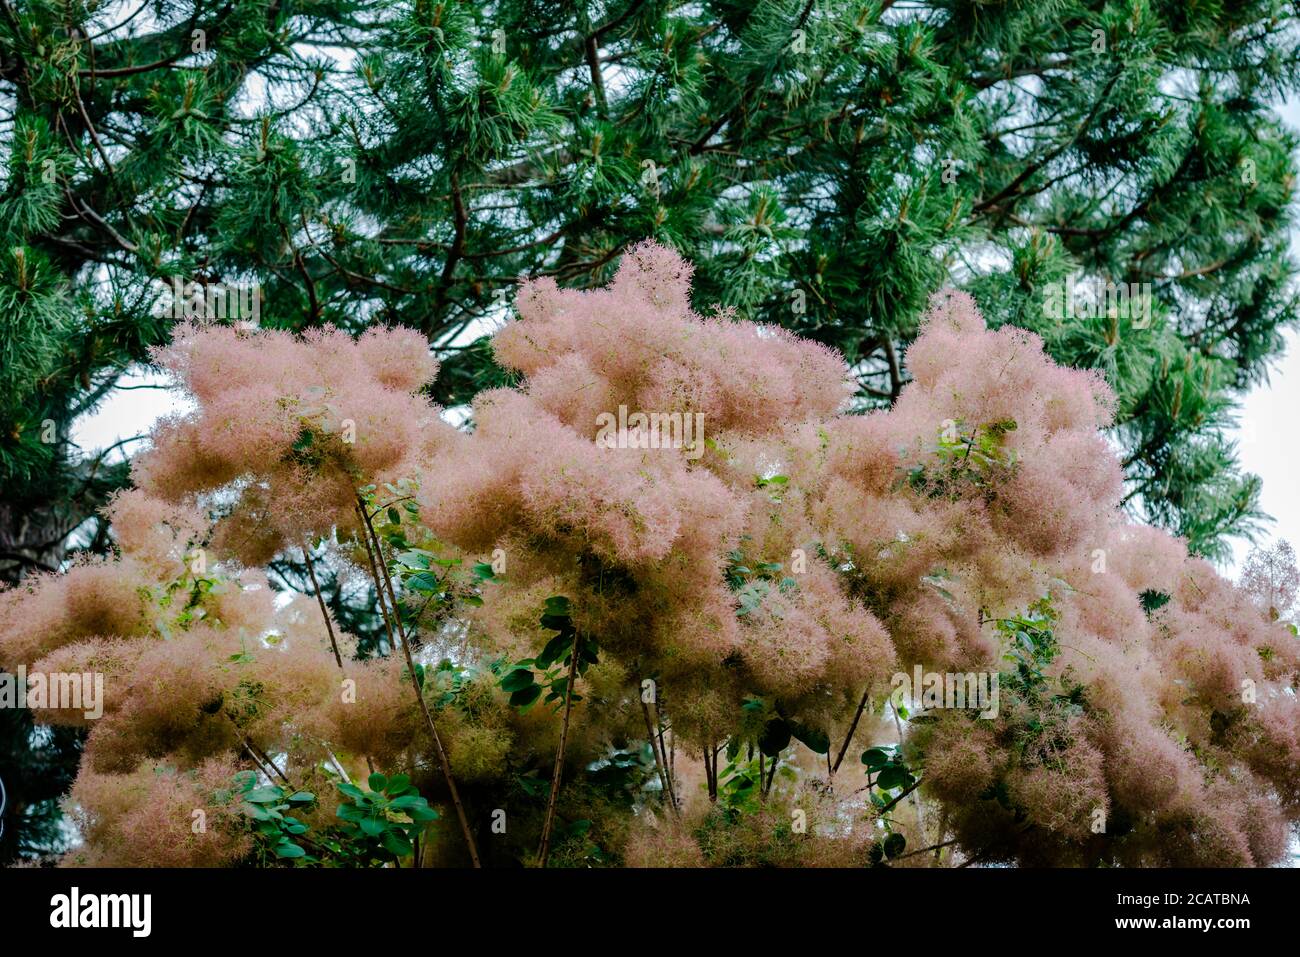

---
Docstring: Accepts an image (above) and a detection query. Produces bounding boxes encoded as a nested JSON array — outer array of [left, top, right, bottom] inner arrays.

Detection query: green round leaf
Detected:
[[275, 841, 307, 859], [789, 721, 830, 755], [875, 765, 911, 790], [244, 786, 284, 804], [383, 831, 413, 857], [500, 668, 536, 692], [535, 633, 571, 670], [510, 684, 543, 708], [336, 804, 367, 824], [543, 595, 572, 614], [758, 718, 791, 757], [861, 747, 891, 771]]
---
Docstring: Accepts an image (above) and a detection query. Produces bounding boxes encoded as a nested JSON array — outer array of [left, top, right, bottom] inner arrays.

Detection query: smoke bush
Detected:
[[1, 242, 1296, 868]]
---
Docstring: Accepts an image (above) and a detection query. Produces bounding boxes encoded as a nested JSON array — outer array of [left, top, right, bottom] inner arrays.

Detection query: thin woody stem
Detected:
[[344, 523, 393, 778], [882, 838, 958, 864], [355, 497, 482, 868], [302, 541, 343, 668], [537, 624, 583, 866], [877, 777, 923, 816], [653, 697, 678, 811], [354, 509, 401, 657], [763, 749, 779, 798], [241, 735, 291, 785], [701, 745, 712, 801], [712, 740, 725, 802], [236, 737, 350, 862], [638, 685, 675, 814], [832, 686, 872, 774], [251, 744, 288, 784], [669, 726, 675, 788]]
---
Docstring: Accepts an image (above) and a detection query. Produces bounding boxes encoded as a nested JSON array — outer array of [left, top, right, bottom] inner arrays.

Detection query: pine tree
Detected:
[[4, 0, 1296, 567], [0, 0, 370, 860], [2, 0, 1299, 857], [6, 249, 1298, 868], [304, 0, 1298, 559]]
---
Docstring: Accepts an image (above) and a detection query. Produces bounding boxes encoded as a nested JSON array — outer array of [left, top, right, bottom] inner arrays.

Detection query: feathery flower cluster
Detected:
[[421, 242, 891, 746], [840, 293, 1300, 865], [424, 250, 1298, 865], [0, 328, 455, 865], [136, 323, 452, 564], [1, 244, 1296, 867]]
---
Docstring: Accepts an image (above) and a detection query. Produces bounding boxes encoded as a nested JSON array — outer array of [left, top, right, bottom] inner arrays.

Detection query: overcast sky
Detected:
[[1221, 97, 1300, 573], [1225, 324, 1300, 572]]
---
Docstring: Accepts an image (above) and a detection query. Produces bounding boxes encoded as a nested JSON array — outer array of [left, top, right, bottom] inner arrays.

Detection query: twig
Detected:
[[639, 685, 673, 811], [537, 620, 583, 866], [653, 695, 678, 810], [302, 542, 343, 668], [584, 35, 607, 115], [832, 687, 871, 774], [354, 508, 400, 657], [882, 838, 958, 864], [355, 498, 481, 868], [877, 778, 923, 817], [883, 338, 903, 401], [242, 737, 291, 786], [78, 48, 188, 78]]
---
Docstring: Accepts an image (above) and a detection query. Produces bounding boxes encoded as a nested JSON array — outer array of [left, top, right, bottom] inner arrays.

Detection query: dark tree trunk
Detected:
[[0, 501, 81, 583]]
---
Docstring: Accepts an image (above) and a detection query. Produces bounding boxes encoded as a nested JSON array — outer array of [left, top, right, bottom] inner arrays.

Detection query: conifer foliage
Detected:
[[2, 243, 1296, 868], [2, 0, 1299, 581]]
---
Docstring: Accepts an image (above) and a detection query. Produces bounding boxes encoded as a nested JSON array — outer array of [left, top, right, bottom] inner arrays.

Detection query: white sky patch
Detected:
[[1221, 95, 1300, 574], [69, 368, 192, 465], [1225, 325, 1300, 573]]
